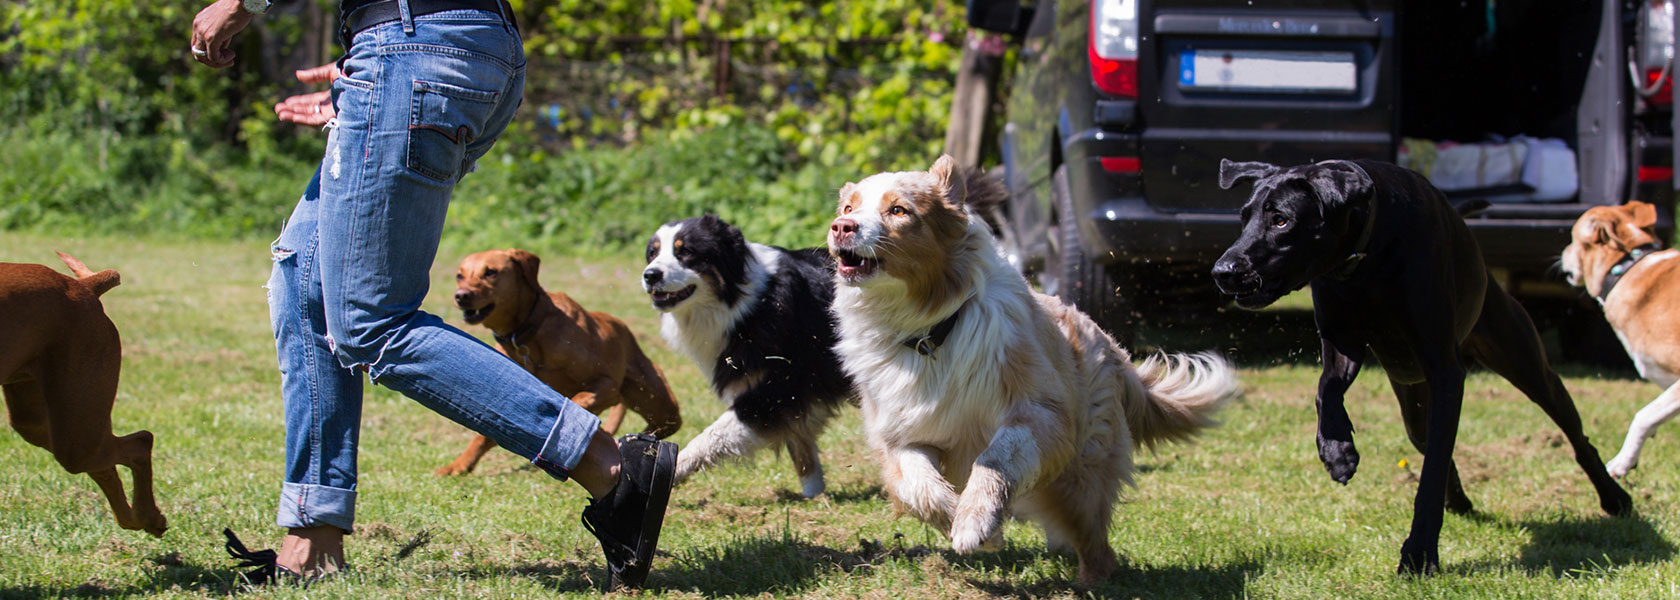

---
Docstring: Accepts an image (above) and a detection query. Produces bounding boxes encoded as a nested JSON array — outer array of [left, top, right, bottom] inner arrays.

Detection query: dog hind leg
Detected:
[[113, 430, 165, 536], [1392, 379, 1474, 514], [87, 466, 140, 531], [784, 416, 828, 499], [1606, 382, 1680, 477], [1464, 288, 1632, 516], [2, 380, 52, 450]]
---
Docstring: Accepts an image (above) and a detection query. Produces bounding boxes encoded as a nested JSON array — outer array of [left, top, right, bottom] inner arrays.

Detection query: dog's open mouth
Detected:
[[834, 249, 880, 281], [651, 285, 696, 309], [461, 303, 494, 324]]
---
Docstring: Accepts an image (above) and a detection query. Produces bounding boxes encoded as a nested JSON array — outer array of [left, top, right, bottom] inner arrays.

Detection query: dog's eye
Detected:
[[842, 205, 853, 215], [1270, 214, 1289, 229], [455, 273, 464, 281], [484, 268, 498, 278], [888, 206, 909, 216]]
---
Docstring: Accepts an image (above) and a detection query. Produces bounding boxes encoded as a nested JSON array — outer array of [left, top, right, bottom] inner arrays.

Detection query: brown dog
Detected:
[[2, 252, 165, 536], [437, 248, 682, 476], [1561, 201, 1680, 477]]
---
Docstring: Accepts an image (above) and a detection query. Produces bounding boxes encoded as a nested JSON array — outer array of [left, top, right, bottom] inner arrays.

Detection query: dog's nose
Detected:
[[830, 217, 858, 244], [453, 289, 470, 306], [643, 268, 663, 286], [1210, 258, 1246, 291]]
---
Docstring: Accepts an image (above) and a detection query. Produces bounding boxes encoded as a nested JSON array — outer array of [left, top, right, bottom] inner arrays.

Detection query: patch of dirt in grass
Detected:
[[1456, 432, 1566, 485]]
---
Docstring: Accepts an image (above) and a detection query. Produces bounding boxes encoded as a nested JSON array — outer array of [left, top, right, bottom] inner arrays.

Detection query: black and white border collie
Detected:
[[641, 215, 853, 498]]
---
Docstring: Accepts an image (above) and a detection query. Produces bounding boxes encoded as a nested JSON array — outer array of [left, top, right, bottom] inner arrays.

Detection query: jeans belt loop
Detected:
[[398, 0, 416, 34]]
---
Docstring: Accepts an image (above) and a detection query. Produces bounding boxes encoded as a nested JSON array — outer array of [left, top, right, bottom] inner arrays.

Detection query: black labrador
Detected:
[[1210, 158, 1632, 574]]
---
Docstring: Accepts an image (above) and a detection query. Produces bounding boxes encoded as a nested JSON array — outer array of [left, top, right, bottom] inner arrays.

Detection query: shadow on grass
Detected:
[[462, 558, 603, 594], [648, 533, 1258, 597], [968, 552, 1262, 600], [1457, 513, 1676, 577], [0, 552, 255, 599], [650, 534, 886, 595]]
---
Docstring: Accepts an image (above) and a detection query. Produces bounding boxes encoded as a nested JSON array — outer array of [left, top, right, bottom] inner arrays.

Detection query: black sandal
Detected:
[[580, 433, 678, 591], [222, 528, 330, 586], [222, 528, 296, 586]]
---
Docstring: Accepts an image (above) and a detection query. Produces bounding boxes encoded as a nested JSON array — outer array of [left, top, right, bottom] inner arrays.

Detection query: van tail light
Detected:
[[1639, 165, 1674, 182], [1636, 0, 1675, 107], [1090, 0, 1139, 98], [1100, 157, 1141, 173]]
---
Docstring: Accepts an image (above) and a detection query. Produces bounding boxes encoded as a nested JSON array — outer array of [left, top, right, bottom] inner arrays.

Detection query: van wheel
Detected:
[[1045, 165, 1137, 347]]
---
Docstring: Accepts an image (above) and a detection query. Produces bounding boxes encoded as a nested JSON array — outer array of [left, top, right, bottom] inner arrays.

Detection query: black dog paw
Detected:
[[1317, 435, 1360, 484], [1396, 539, 1439, 576], [1601, 486, 1635, 517]]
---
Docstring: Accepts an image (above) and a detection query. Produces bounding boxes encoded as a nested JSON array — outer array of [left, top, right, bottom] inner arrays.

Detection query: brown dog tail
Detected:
[[56, 251, 121, 296], [1123, 351, 1239, 450]]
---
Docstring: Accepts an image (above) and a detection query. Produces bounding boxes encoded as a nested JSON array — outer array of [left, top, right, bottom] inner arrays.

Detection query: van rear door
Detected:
[[1138, 1, 1397, 212]]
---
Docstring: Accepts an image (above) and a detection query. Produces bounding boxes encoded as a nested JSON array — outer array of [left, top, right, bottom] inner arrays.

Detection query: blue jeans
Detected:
[[266, 8, 599, 532]]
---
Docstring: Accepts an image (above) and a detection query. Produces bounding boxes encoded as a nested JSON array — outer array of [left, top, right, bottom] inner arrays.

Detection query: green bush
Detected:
[[1, 0, 980, 247], [0, 117, 856, 252], [448, 122, 853, 254]]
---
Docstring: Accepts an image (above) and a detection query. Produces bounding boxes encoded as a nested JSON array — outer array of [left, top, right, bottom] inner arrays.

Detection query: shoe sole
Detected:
[[612, 438, 676, 590]]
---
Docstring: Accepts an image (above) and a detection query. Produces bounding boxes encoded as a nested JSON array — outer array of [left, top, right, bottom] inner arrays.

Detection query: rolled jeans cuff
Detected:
[[532, 406, 600, 480], [277, 482, 357, 532]]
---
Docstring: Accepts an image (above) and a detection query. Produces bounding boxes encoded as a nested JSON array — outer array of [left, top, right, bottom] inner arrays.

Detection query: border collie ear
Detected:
[[1626, 201, 1659, 229], [930, 154, 957, 186], [1308, 160, 1373, 209], [838, 182, 858, 213], [506, 248, 542, 291], [1219, 159, 1280, 190], [930, 154, 970, 211]]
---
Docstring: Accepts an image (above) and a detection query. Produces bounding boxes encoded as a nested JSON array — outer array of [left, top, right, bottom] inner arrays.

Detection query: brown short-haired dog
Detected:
[[437, 248, 682, 476], [2, 252, 166, 536], [1561, 201, 1680, 477]]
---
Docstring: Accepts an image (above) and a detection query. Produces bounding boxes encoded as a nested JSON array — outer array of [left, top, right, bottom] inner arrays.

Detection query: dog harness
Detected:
[[902, 303, 965, 357], [1598, 242, 1665, 302]]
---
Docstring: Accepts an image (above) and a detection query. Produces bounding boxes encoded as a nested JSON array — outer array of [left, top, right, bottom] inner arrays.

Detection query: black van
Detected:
[[967, 0, 1677, 349]]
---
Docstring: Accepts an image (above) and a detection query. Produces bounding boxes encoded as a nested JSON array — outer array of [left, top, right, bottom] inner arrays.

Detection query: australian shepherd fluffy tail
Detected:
[[1125, 351, 1238, 449]]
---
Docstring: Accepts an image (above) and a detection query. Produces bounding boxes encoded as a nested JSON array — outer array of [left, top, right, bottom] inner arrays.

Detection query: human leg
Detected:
[[268, 167, 364, 571]]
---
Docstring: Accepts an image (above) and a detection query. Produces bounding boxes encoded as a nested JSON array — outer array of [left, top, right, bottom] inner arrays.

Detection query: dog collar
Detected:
[[493, 302, 545, 355], [1323, 161, 1377, 281], [902, 303, 965, 357], [1598, 242, 1665, 301]]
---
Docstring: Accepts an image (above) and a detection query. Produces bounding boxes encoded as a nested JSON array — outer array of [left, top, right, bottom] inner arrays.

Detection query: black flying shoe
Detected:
[[581, 433, 677, 591]]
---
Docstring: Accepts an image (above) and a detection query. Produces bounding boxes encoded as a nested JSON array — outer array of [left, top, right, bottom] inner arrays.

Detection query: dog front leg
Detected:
[[1398, 366, 1465, 576], [674, 409, 772, 484], [1608, 381, 1680, 477], [952, 402, 1069, 554], [1316, 336, 1365, 484], [883, 445, 959, 533], [570, 376, 625, 434]]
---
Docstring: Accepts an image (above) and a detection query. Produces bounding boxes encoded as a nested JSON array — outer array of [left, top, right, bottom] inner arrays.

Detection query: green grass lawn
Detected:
[[3, 233, 1680, 599]]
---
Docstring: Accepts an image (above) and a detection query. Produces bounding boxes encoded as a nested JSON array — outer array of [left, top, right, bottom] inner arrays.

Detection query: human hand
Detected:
[[190, 0, 254, 69], [274, 63, 341, 126]]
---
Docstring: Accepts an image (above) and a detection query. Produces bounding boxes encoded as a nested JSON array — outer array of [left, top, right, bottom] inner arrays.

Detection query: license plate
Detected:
[[1178, 49, 1357, 94]]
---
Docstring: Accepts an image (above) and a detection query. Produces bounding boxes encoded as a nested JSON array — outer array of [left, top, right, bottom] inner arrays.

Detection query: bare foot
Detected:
[[277, 525, 347, 576]]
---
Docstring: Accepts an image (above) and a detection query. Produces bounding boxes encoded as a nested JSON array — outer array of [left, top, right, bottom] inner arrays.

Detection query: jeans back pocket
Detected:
[[407, 80, 500, 182]]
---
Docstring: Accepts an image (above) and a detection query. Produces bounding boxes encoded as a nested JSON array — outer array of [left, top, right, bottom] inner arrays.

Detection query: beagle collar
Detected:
[[1598, 242, 1665, 302]]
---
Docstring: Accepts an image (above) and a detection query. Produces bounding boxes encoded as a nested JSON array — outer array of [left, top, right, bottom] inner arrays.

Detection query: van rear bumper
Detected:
[[1077, 195, 1590, 273]]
